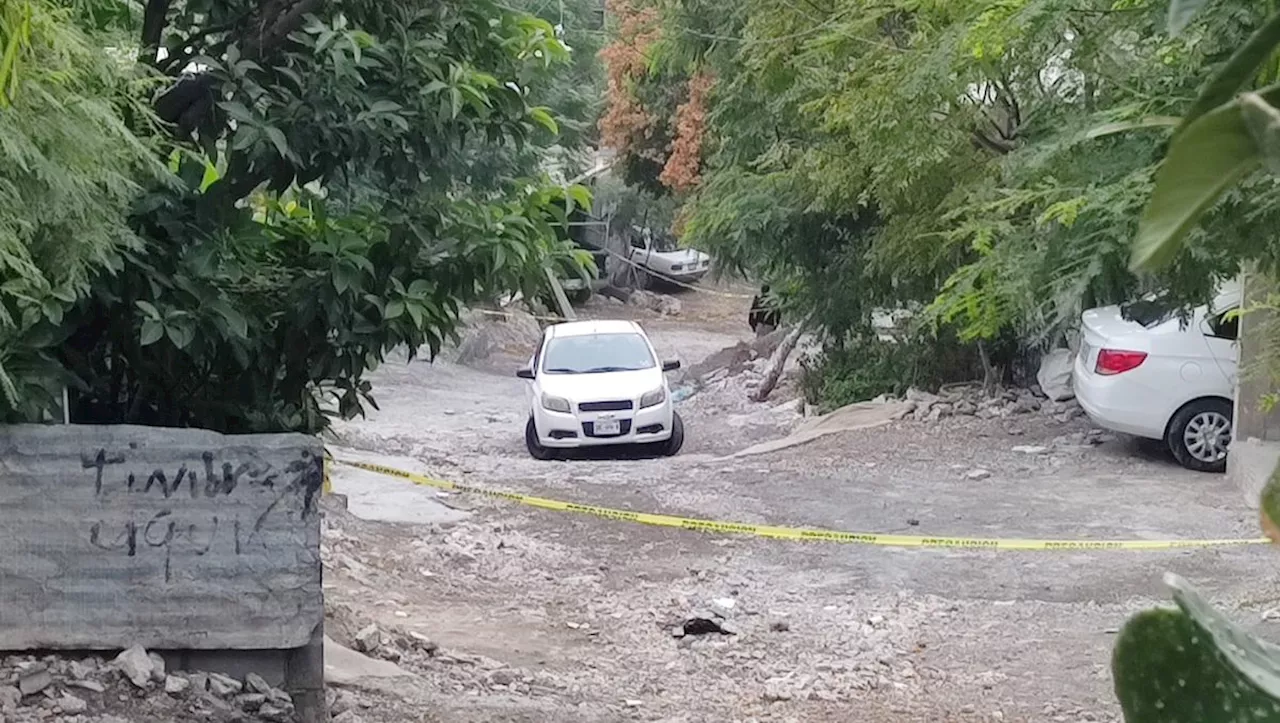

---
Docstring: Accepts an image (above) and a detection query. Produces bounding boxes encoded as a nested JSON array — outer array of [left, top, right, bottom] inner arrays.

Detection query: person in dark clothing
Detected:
[[748, 284, 781, 336]]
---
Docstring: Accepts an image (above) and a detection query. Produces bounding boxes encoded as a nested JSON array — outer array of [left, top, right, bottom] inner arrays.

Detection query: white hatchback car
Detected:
[[1073, 283, 1240, 472], [517, 320, 685, 459]]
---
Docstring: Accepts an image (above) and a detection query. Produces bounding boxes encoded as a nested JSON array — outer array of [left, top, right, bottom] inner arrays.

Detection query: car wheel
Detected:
[[661, 412, 685, 457], [525, 418, 557, 461], [1166, 398, 1232, 473]]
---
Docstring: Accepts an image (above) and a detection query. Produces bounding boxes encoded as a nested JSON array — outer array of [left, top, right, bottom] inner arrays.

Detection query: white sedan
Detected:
[[517, 320, 685, 459], [1072, 283, 1239, 472], [626, 227, 712, 285]]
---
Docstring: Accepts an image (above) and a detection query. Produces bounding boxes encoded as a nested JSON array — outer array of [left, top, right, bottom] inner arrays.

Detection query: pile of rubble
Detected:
[[893, 386, 1087, 425], [0, 646, 296, 723], [444, 307, 542, 367], [624, 289, 682, 316]]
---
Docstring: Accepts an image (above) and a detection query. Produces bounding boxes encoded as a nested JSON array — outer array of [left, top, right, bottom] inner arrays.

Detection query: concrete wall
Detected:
[[0, 424, 326, 720], [1230, 267, 1280, 509]]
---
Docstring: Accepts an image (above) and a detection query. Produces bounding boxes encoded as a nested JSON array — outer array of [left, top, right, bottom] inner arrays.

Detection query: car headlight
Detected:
[[639, 387, 666, 409], [541, 393, 571, 413]]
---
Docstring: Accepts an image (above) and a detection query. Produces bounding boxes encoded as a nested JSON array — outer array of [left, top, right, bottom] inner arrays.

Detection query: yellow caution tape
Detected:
[[330, 458, 1271, 551]]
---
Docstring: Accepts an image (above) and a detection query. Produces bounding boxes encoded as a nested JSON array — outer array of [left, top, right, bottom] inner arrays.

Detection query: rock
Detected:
[[207, 673, 243, 697], [890, 401, 917, 421], [624, 699, 644, 708], [266, 688, 293, 707], [763, 684, 794, 702], [770, 620, 791, 632], [1010, 397, 1040, 414], [0, 685, 21, 711], [927, 403, 952, 422], [18, 666, 53, 696], [259, 703, 292, 721], [1012, 445, 1049, 455], [68, 661, 96, 681], [407, 631, 439, 655], [354, 624, 383, 653], [1037, 349, 1076, 401], [245, 673, 272, 696], [236, 693, 267, 711], [69, 680, 106, 693], [333, 712, 364, 723], [189, 671, 210, 694], [489, 669, 519, 687], [58, 693, 87, 714], [905, 387, 941, 406], [164, 675, 191, 695], [711, 597, 737, 615], [954, 400, 977, 415], [147, 652, 167, 683], [112, 645, 154, 689], [656, 295, 682, 316], [965, 469, 992, 481]]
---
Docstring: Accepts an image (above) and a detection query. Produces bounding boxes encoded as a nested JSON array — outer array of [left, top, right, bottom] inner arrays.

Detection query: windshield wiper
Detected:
[[544, 367, 579, 373], [584, 366, 635, 373]]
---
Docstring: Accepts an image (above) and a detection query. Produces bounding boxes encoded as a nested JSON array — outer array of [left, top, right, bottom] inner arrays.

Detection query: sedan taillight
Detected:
[[1095, 348, 1147, 376]]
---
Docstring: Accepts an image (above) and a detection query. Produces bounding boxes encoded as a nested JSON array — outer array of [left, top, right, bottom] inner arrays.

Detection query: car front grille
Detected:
[[579, 400, 633, 412]]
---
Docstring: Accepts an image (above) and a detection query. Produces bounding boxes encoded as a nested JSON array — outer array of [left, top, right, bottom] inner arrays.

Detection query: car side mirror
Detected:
[[516, 367, 535, 380], [662, 360, 681, 372]]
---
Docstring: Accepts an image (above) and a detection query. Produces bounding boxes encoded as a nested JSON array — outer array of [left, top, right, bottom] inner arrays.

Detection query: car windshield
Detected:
[[542, 333, 655, 374], [652, 234, 680, 252]]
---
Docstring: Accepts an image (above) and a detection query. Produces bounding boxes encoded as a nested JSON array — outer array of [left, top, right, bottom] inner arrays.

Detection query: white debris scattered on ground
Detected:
[[0, 648, 297, 723]]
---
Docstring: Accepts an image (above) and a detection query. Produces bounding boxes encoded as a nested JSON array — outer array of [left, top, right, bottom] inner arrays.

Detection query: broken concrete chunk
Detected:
[[17, 666, 53, 696], [163, 675, 190, 695], [245, 672, 272, 696], [112, 645, 154, 689], [259, 702, 292, 721], [147, 653, 167, 683], [235, 692, 267, 711], [69, 679, 106, 693], [0, 685, 21, 710], [965, 469, 992, 481], [207, 672, 243, 697], [58, 693, 88, 714], [354, 624, 383, 653]]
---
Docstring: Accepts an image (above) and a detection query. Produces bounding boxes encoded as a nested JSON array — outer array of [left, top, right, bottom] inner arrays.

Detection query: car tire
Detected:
[[661, 412, 685, 457], [525, 418, 557, 461], [1166, 398, 1232, 473]]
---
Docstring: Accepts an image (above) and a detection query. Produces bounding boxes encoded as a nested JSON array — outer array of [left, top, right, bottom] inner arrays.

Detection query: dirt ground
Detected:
[[322, 283, 1280, 723]]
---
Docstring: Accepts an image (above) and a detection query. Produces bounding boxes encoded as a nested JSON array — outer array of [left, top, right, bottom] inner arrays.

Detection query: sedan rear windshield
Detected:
[[542, 333, 655, 374], [1120, 297, 1176, 328]]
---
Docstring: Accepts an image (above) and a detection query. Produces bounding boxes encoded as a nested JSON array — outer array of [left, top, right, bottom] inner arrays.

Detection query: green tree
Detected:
[[0, 0, 168, 421], [611, 0, 1276, 376], [2, 0, 596, 432]]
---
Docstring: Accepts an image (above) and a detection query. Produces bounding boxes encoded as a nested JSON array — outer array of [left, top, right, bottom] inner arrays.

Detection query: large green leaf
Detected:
[[1084, 116, 1180, 140], [1131, 83, 1280, 271], [1179, 11, 1280, 132], [1113, 574, 1280, 723]]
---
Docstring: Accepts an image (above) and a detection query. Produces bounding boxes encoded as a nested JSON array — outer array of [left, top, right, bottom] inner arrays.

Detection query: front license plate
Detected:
[[595, 419, 621, 436]]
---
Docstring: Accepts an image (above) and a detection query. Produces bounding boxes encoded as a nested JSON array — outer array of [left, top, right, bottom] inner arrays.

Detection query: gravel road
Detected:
[[322, 285, 1280, 723]]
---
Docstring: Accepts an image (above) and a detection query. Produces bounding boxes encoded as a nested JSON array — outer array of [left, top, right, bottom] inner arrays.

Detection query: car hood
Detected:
[[539, 368, 664, 401]]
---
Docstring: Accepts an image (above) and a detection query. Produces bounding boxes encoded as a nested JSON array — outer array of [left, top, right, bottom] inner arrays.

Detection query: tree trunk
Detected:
[[751, 317, 809, 403]]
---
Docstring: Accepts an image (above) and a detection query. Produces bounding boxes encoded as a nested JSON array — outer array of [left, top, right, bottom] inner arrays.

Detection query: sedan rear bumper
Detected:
[[1072, 352, 1166, 440]]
